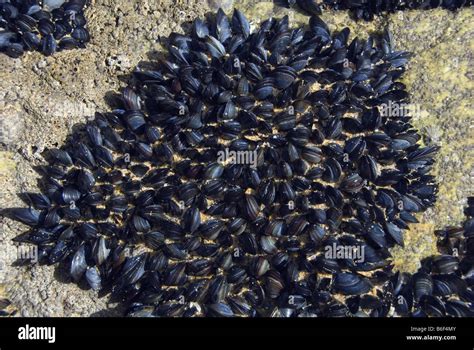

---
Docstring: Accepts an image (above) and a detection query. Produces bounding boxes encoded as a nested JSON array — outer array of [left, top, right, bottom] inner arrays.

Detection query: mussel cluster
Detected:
[[384, 198, 474, 317], [0, 297, 16, 317], [0, 0, 89, 58], [279, 0, 473, 20], [4, 9, 452, 317], [0, 284, 16, 317]]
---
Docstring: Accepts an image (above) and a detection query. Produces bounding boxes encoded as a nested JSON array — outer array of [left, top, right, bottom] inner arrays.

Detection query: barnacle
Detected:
[[3, 8, 454, 317], [0, 0, 89, 58]]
